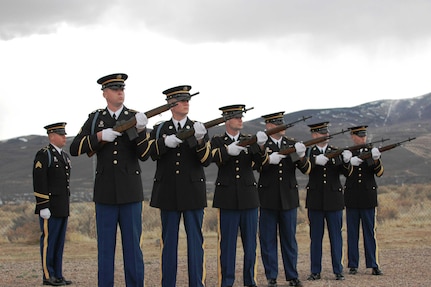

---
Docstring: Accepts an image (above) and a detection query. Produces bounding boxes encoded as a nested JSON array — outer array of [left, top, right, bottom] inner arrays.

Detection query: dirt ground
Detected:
[[1, 223, 430, 287]]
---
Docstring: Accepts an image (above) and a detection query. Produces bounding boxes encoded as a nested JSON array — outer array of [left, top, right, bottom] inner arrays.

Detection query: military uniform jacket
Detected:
[[69, 106, 148, 204], [344, 148, 384, 209], [147, 118, 212, 211], [33, 144, 71, 217], [305, 145, 349, 211], [256, 137, 311, 210], [211, 133, 267, 210]]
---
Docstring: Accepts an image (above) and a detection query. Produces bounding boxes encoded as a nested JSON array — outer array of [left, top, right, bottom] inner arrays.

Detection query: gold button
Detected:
[[176, 170, 180, 174], [279, 177, 282, 181], [323, 180, 326, 184], [113, 151, 118, 155], [176, 162, 180, 166], [358, 179, 362, 183], [177, 153, 181, 156], [235, 167, 240, 171], [278, 170, 282, 174], [236, 175, 240, 179], [113, 160, 118, 164]]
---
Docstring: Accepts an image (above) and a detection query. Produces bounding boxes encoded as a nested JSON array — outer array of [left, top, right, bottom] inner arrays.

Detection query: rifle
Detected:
[[358, 137, 416, 160], [277, 129, 346, 155], [237, 115, 312, 147], [87, 101, 180, 157], [325, 138, 390, 159], [175, 107, 255, 141]]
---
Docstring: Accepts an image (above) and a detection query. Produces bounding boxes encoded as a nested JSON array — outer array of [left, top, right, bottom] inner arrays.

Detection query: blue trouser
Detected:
[[346, 208, 380, 269], [160, 209, 205, 287], [96, 202, 144, 287], [259, 208, 299, 281], [308, 209, 343, 274], [39, 216, 68, 280], [218, 208, 258, 287]]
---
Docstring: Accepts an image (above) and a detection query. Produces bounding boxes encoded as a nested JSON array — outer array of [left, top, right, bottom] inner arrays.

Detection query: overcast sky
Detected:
[[1, 0, 431, 140]]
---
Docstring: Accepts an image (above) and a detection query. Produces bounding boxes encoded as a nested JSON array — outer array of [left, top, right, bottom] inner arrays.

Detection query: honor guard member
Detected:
[[304, 122, 349, 281], [343, 126, 384, 276], [33, 122, 72, 286], [256, 112, 311, 287], [70, 73, 148, 287], [146, 85, 212, 287], [210, 104, 268, 287]]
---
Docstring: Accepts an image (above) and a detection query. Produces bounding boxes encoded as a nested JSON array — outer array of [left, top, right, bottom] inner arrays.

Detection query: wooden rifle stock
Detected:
[[87, 102, 178, 157], [358, 137, 416, 160], [278, 135, 331, 155], [175, 107, 255, 141], [325, 138, 390, 159], [237, 115, 312, 147]]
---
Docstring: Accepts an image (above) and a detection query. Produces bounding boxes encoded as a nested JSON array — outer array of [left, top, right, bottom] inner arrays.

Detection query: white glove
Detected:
[[342, 150, 352, 163], [193, 122, 206, 140], [269, 152, 286, 164], [102, 128, 122, 142], [294, 142, 306, 158], [135, 112, 148, 129], [256, 131, 268, 145], [40, 208, 51, 219], [227, 141, 247, 156], [315, 154, 329, 166], [350, 156, 363, 166], [164, 134, 183, 148], [371, 147, 381, 160]]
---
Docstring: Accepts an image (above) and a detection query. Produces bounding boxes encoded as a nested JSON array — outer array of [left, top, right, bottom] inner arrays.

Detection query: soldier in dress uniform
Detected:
[[69, 73, 148, 287], [145, 85, 211, 287], [256, 112, 311, 287], [343, 125, 384, 276], [210, 104, 268, 287], [304, 121, 350, 281], [33, 122, 72, 286]]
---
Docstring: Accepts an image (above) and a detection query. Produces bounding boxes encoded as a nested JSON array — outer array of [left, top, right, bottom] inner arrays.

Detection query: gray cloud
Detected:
[[2, 0, 431, 44]]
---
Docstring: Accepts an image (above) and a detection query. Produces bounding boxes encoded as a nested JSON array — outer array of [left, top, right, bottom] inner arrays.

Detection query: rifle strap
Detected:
[[91, 110, 100, 135], [155, 121, 165, 139], [306, 146, 312, 158]]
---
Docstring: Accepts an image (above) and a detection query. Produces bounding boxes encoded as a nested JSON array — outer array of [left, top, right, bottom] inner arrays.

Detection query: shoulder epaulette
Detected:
[[128, 109, 139, 113], [90, 108, 104, 115]]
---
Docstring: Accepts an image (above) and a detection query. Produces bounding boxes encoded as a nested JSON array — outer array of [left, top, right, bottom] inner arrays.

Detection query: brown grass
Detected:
[[1, 184, 431, 286]]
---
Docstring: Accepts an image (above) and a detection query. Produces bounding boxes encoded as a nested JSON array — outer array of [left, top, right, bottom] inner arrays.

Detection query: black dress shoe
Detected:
[[349, 267, 358, 274], [43, 277, 66, 286], [59, 277, 72, 285], [268, 278, 277, 287], [372, 267, 383, 275], [289, 278, 302, 286], [335, 273, 345, 280], [307, 273, 321, 280]]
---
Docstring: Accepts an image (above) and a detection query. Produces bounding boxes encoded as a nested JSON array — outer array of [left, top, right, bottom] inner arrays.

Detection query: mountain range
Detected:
[[1, 93, 430, 204]]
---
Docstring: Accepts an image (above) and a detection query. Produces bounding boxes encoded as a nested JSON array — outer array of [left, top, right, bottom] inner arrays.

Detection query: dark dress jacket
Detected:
[[305, 144, 349, 211], [344, 147, 384, 209], [69, 106, 148, 204], [147, 118, 212, 211], [211, 133, 267, 210], [33, 144, 71, 217], [256, 137, 311, 211]]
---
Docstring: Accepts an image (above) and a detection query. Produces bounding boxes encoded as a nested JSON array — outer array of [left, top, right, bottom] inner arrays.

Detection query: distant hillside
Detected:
[[1, 93, 430, 204]]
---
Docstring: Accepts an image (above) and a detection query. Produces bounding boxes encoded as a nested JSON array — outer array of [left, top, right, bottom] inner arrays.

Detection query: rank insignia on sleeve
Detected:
[[35, 161, 42, 169]]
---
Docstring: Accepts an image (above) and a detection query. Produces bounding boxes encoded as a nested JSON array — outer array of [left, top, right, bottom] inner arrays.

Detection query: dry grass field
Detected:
[[1, 184, 431, 286]]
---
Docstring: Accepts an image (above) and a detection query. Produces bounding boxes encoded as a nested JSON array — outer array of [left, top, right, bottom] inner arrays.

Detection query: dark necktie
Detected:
[[177, 122, 181, 131], [113, 113, 117, 120]]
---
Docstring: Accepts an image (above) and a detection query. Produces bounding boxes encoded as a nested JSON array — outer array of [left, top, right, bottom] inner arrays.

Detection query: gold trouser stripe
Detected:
[[159, 212, 163, 286], [42, 219, 50, 279], [202, 209, 207, 286], [374, 208, 380, 266], [216, 209, 222, 287]]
